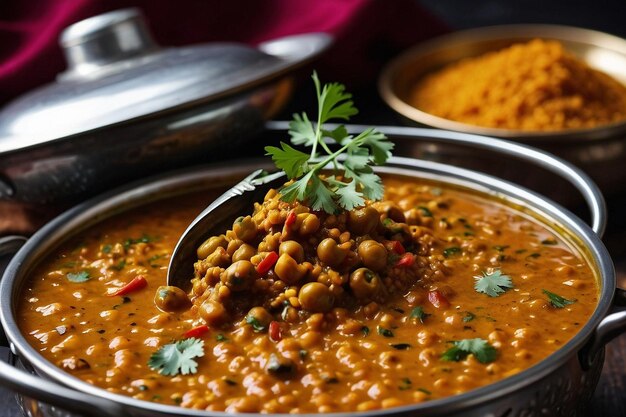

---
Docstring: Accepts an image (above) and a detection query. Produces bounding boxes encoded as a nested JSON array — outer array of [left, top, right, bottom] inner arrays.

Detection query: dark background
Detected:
[[2, 0, 626, 416]]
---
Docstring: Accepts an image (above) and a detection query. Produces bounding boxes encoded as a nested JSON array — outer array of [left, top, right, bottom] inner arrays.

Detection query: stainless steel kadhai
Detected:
[[0, 8, 331, 204], [0, 126, 625, 417]]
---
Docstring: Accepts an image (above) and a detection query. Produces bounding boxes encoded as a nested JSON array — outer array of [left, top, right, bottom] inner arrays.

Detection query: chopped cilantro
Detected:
[[110, 259, 126, 271], [409, 306, 430, 323], [418, 206, 433, 217], [377, 326, 394, 338], [474, 269, 513, 297], [493, 245, 509, 252], [443, 247, 461, 258], [417, 387, 432, 395], [399, 377, 412, 390], [541, 238, 558, 245], [102, 244, 112, 254], [543, 289, 576, 308], [66, 271, 90, 283], [148, 338, 204, 376], [361, 326, 370, 336], [216, 334, 228, 342], [441, 338, 497, 364], [462, 312, 476, 322], [123, 234, 156, 250], [246, 316, 266, 332]]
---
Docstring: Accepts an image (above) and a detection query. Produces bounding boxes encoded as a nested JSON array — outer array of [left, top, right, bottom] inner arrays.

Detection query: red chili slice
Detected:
[[269, 321, 282, 342], [428, 290, 450, 308], [395, 253, 415, 267], [183, 324, 209, 339], [108, 275, 147, 297], [256, 251, 279, 275], [285, 210, 297, 227], [384, 240, 405, 254]]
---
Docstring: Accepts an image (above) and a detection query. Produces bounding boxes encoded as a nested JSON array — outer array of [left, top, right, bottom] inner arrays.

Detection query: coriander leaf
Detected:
[[542, 289, 576, 308], [66, 271, 90, 283], [246, 316, 267, 332], [443, 247, 461, 258], [357, 128, 394, 165], [288, 113, 317, 147], [148, 338, 204, 376], [344, 146, 370, 171], [409, 306, 430, 324], [474, 269, 513, 297], [377, 326, 394, 338], [264, 142, 309, 179], [280, 171, 314, 203], [418, 206, 433, 217], [322, 125, 351, 144], [441, 338, 496, 364], [313, 72, 358, 123], [361, 326, 370, 336], [334, 179, 365, 211], [462, 312, 476, 322], [309, 175, 339, 213]]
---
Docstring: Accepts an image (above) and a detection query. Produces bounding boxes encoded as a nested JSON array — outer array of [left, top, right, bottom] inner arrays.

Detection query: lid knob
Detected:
[[59, 8, 158, 78]]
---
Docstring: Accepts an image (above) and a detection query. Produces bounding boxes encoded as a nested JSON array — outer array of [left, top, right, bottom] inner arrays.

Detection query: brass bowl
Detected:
[[378, 24, 626, 195]]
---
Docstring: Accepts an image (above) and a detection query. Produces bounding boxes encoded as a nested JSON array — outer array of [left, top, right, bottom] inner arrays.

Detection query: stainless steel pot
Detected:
[[0, 126, 625, 417], [0, 9, 331, 204]]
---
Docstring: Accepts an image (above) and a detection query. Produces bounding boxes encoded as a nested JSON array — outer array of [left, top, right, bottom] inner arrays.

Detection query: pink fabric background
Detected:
[[0, 0, 447, 105]]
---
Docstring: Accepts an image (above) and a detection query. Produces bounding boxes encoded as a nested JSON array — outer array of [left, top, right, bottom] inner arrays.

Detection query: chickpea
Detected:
[[317, 238, 350, 267], [372, 201, 406, 223], [297, 213, 320, 235], [357, 240, 387, 271], [197, 235, 227, 259], [154, 286, 191, 312], [274, 253, 308, 284], [246, 306, 273, 329], [232, 243, 256, 262], [199, 299, 228, 326], [279, 241, 305, 263], [220, 260, 256, 291], [348, 206, 380, 235], [298, 282, 334, 312], [205, 246, 230, 267], [349, 268, 382, 299], [233, 216, 257, 242]]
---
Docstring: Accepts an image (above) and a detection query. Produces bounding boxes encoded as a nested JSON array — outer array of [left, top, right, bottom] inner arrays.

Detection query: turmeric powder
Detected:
[[411, 39, 626, 131]]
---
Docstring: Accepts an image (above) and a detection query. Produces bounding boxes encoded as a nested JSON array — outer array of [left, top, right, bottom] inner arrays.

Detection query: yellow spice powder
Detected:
[[411, 39, 626, 131]]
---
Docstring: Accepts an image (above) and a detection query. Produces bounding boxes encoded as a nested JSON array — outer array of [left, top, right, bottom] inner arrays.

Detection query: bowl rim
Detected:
[[378, 23, 626, 141]]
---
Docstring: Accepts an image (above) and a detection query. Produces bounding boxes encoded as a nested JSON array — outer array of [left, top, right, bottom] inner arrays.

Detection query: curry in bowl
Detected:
[[17, 174, 598, 413]]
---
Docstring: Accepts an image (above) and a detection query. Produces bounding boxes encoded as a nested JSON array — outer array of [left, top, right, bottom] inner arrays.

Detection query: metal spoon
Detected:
[[166, 169, 285, 290]]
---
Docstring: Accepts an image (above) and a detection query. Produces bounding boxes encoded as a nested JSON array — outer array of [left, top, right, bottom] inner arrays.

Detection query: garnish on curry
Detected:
[[18, 74, 598, 413]]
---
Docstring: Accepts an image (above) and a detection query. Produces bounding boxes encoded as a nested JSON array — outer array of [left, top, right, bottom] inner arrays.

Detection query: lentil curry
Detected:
[[18, 175, 598, 413]]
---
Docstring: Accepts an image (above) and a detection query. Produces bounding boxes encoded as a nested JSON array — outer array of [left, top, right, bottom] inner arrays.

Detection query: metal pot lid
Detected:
[[0, 8, 331, 153]]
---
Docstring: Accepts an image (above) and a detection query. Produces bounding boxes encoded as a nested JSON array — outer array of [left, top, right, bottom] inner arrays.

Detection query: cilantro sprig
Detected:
[[66, 270, 90, 283], [148, 338, 204, 376], [265, 72, 393, 213], [474, 269, 513, 297], [543, 289, 576, 308], [441, 338, 497, 364]]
